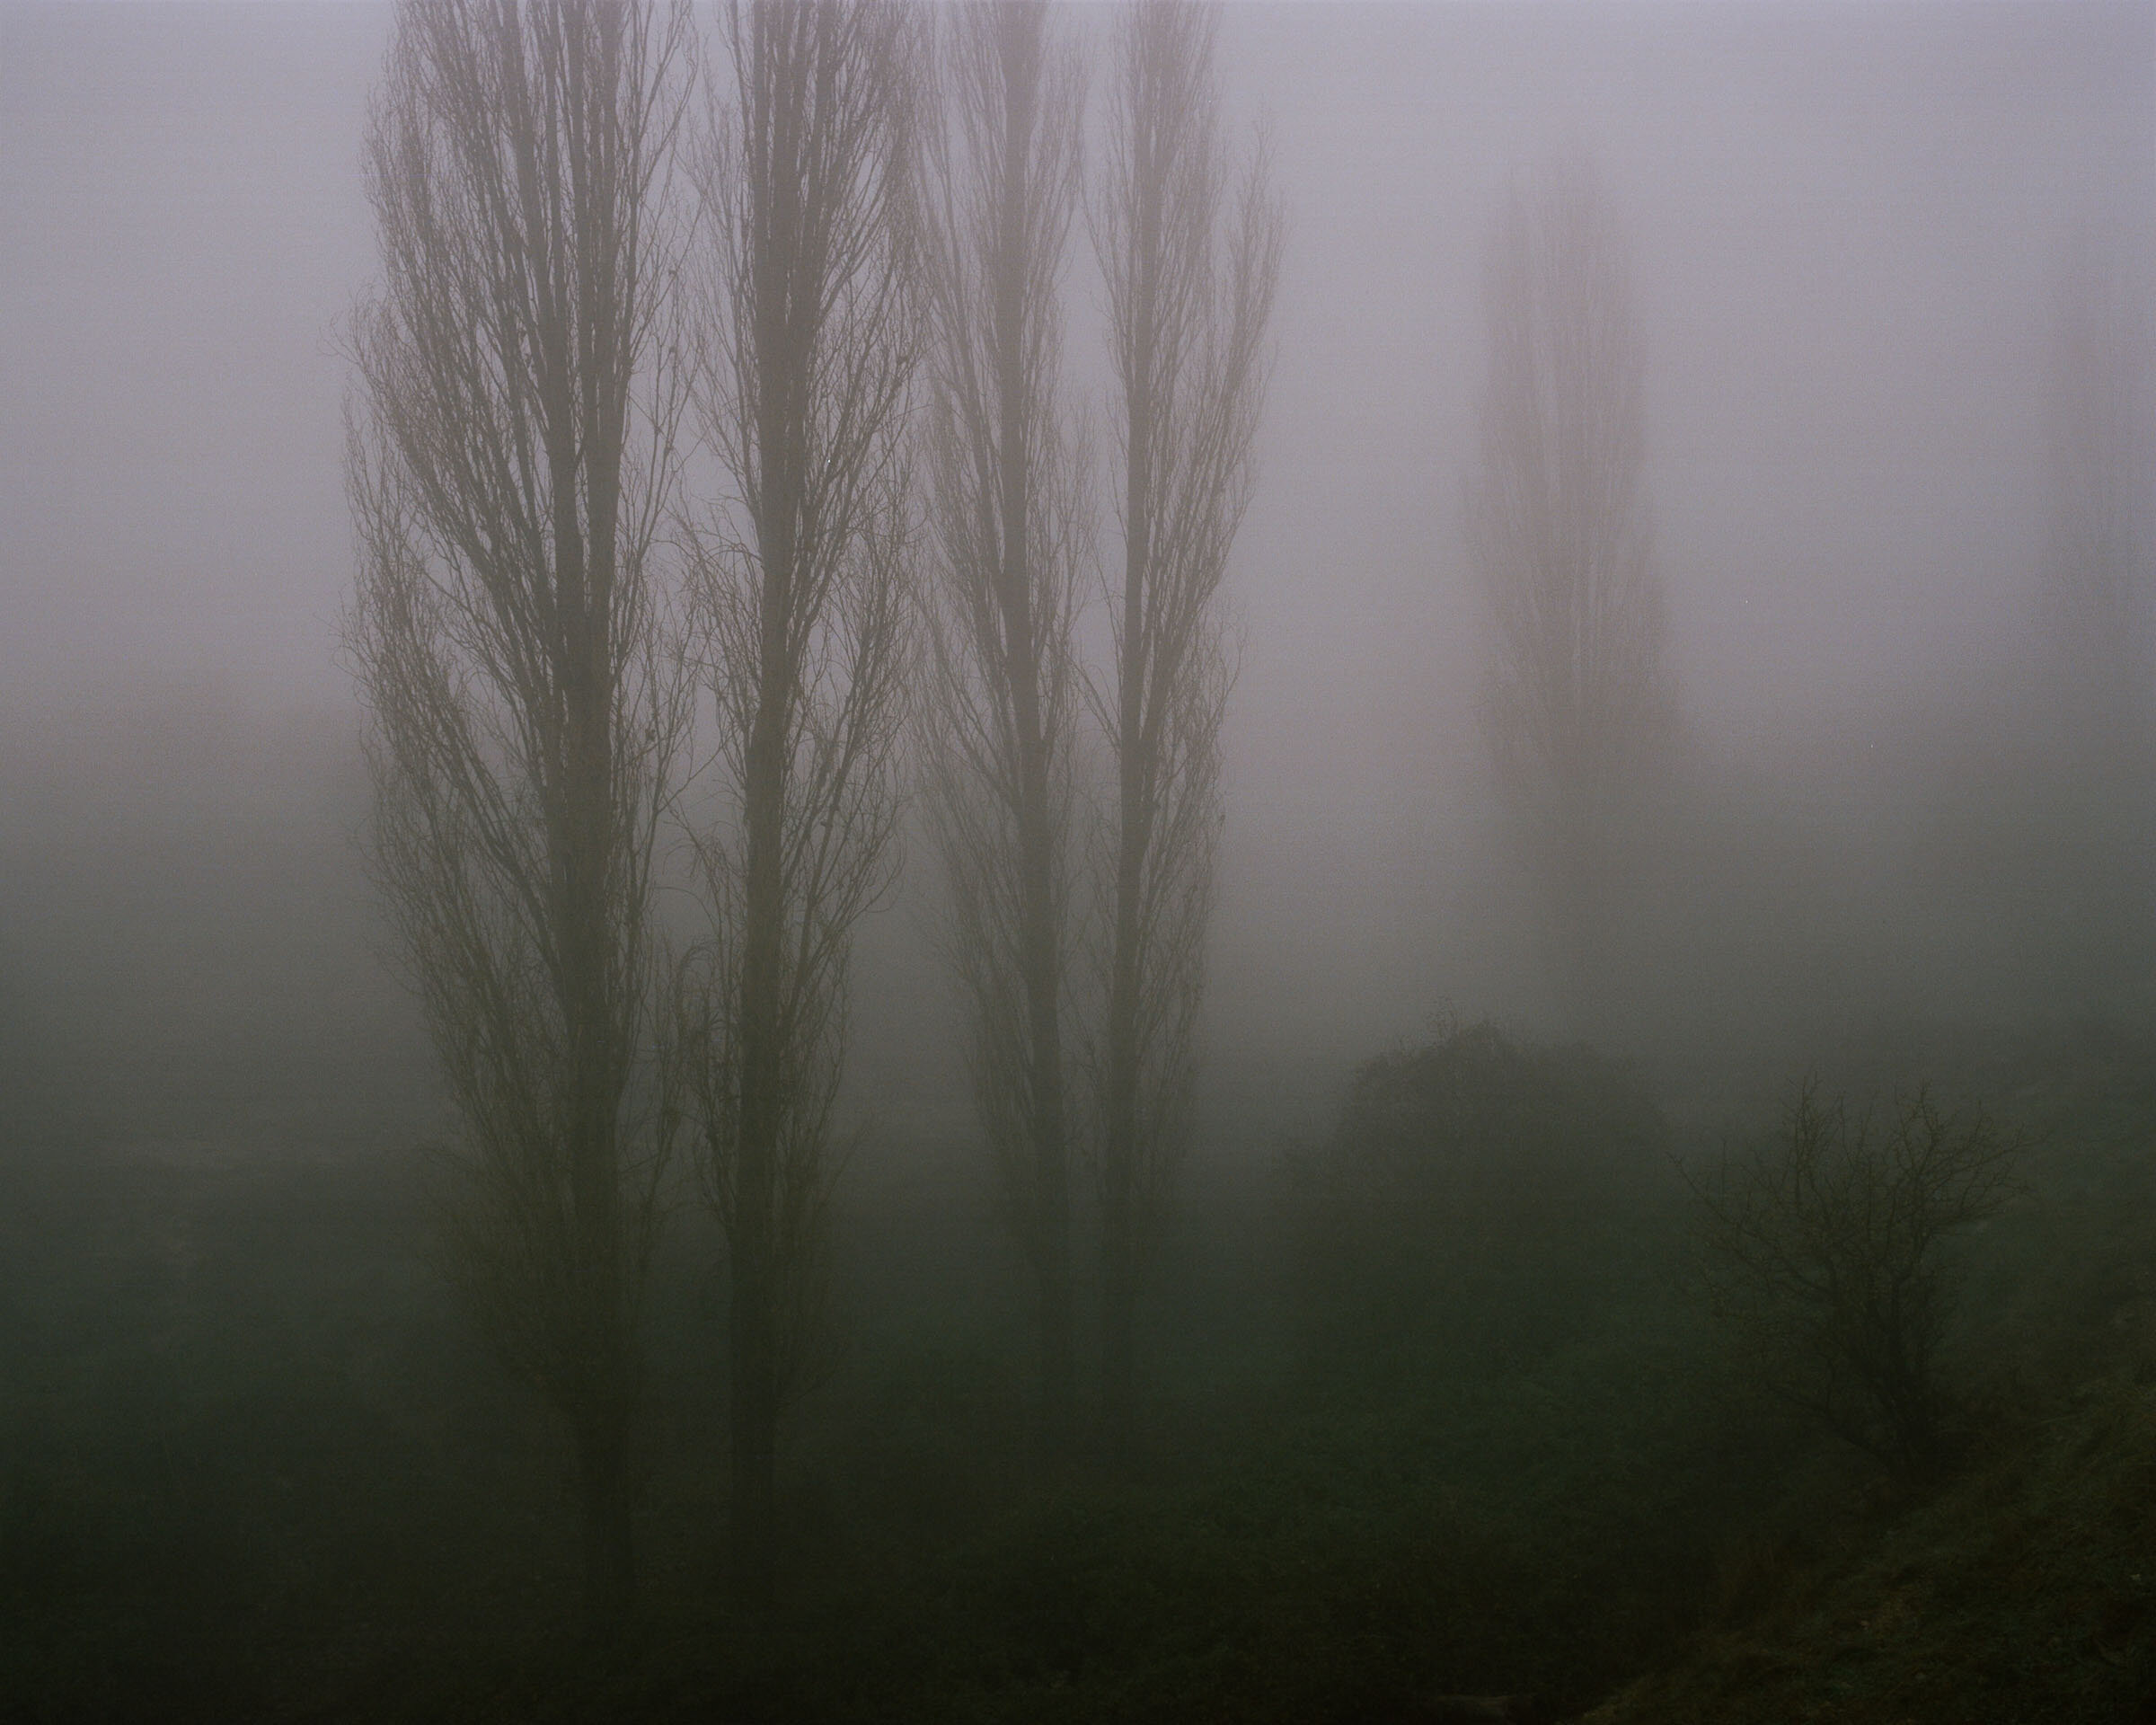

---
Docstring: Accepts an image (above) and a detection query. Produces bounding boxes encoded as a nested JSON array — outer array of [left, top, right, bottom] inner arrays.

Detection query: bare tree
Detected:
[[1092, 0, 1281, 1452], [676, 0, 921, 1602], [918, 0, 1088, 1450], [1466, 155, 1671, 1025], [1684, 1083, 2020, 1482], [345, 0, 693, 1626]]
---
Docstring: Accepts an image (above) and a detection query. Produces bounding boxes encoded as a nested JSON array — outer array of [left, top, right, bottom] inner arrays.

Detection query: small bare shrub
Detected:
[[1686, 1082, 2020, 1482]]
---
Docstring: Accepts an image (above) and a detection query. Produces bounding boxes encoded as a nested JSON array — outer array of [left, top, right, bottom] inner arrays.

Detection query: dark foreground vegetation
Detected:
[[4, 1018, 2151, 1724]]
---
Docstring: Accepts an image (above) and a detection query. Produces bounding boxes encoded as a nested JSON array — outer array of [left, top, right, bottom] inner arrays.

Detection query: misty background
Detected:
[[3, 5, 2154, 1720], [3, 0, 2150, 1147]]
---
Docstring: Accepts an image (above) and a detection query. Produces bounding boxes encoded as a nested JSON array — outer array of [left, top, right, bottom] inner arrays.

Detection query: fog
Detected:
[[2, 4, 2152, 1718], [5, 4, 2147, 1128]]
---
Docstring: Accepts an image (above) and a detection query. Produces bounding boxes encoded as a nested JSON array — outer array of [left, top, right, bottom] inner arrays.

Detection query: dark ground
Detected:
[[2, 1016, 2152, 1724]]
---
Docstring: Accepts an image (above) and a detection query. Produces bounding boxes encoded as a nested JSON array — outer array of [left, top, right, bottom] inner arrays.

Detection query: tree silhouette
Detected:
[[1092, 0, 1281, 1454], [675, 0, 923, 1602], [1466, 154, 1671, 1027], [346, 0, 694, 1627], [1685, 1083, 2019, 1482], [918, 0, 1090, 1450]]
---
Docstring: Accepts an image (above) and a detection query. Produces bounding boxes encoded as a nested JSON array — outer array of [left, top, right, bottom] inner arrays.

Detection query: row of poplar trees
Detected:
[[345, 0, 1280, 1625]]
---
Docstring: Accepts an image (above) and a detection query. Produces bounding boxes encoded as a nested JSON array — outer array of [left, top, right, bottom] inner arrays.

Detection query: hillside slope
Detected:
[[1577, 1367, 2156, 1725]]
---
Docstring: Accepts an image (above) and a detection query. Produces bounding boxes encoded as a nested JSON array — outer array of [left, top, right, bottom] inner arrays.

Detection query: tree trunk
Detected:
[[731, 606, 787, 1606], [558, 376, 638, 1627], [730, 223, 798, 1598], [1017, 686, 1075, 1447], [1101, 453, 1152, 1459], [578, 1404, 637, 1632], [993, 22, 1076, 1449], [1101, 139, 1159, 1457]]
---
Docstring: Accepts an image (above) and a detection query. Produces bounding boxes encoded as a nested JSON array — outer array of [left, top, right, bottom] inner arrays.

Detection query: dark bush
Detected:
[[1293, 1022, 1676, 1377]]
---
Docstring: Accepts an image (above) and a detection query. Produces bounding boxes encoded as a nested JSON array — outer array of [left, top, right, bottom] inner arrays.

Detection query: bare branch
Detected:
[[1684, 1079, 2021, 1480]]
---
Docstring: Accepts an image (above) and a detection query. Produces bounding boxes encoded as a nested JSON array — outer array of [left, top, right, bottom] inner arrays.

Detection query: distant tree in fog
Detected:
[[918, 0, 1089, 1450], [1092, 0, 1282, 1453], [2038, 235, 2154, 761], [2001, 234, 2156, 1010], [1466, 155, 1671, 1022], [346, 0, 693, 1627], [670, 0, 922, 1603]]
